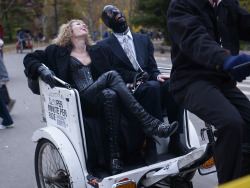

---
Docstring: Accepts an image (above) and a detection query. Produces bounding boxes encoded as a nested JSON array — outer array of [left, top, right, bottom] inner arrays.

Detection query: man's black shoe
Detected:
[[150, 121, 179, 138]]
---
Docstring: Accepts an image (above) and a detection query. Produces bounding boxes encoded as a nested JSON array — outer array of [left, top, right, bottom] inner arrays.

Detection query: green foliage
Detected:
[[133, 0, 168, 27], [1, 1, 36, 42], [44, 1, 83, 38], [132, 0, 171, 41], [239, 0, 250, 11], [1, 0, 135, 42], [237, 1, 250, 50]]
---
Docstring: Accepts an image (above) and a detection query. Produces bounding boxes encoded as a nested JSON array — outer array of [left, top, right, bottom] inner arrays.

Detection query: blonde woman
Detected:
[[23, 19, 178, 175]]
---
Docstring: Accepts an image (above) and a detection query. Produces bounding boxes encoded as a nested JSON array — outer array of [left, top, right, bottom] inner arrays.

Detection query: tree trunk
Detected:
[[0, 0, 15, 23], [5, 14, 12, 42]]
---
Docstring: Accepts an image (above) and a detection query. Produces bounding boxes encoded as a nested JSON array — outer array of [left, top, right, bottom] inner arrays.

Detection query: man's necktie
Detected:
[[123, 36, 139, 70]]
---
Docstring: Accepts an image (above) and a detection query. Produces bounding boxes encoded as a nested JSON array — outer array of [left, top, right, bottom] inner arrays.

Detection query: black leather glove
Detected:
[[37, 65, 56, 88], [136, 71, 149, 82]]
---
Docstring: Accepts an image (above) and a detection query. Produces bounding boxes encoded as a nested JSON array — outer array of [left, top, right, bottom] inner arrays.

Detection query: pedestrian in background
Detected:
[[0, 26, 15, 112], [0, 44, 14, 129], [38, 30, 43, 43], [104, 30, 109, 38], [33, 32, 38, 44]]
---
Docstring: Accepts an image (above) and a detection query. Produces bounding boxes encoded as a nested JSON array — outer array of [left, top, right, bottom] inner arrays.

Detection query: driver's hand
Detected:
[[157, 74, 169, 82]]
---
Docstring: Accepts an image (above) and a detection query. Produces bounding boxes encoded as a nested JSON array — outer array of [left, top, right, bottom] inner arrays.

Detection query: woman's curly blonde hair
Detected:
[[52, 19, 92, 47]]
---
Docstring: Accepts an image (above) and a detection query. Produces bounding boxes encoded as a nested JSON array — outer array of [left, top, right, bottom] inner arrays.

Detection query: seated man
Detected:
[[97, 5, 191, 164]]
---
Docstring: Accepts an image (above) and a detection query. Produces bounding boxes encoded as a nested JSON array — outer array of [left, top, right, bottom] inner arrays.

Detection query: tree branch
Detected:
[[0, 0, 15, 22], [73, 0, 91, 22]]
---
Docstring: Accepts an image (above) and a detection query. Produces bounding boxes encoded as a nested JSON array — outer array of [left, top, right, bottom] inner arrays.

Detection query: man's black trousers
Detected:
[[172, 80, 250, 184], [134, 79, 183, 133]]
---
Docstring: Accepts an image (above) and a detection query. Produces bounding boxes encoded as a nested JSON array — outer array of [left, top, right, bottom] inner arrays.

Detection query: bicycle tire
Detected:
[[35, 139, 72, 188]]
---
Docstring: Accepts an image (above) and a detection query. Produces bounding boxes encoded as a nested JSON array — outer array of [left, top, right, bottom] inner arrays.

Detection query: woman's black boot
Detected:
[[98, 89, 123, 175], [81, 71, 178, 138], [102, 71, 179, 138]]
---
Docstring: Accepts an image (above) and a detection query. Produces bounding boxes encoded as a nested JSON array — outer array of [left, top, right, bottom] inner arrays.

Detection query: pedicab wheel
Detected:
[[35, 139, 72, 188]]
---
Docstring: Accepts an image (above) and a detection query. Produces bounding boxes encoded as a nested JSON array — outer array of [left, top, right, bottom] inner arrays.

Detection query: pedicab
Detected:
[[31, 65, 218, 188], [16, 29, 33, 53]]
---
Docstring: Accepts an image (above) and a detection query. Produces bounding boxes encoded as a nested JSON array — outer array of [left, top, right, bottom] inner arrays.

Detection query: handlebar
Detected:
[[233, 62, 250, 70], [53, 76, 71, 89]]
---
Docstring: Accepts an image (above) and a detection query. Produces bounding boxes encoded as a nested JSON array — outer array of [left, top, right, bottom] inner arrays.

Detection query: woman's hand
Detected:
[[37, 65, 56, 88]]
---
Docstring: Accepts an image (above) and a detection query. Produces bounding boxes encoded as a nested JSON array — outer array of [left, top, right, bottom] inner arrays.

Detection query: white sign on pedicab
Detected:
[[44, 93, 69, 129]]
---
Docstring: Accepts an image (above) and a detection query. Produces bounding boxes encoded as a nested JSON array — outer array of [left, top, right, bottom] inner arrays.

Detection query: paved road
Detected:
[[0, 49, 250, 188], [0, 49, 44, 188]]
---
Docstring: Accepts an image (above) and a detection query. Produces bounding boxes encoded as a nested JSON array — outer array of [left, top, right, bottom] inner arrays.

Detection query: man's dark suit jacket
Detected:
[[97, 33, 161, 83]]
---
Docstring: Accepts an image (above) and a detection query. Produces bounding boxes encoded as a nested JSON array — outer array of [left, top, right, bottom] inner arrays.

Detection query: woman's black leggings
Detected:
[[81, 71, 146, 116]]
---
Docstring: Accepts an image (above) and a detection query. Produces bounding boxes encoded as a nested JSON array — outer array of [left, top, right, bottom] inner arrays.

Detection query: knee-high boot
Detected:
[[81, 71, 178, 138], [98, 89, 123, 175]]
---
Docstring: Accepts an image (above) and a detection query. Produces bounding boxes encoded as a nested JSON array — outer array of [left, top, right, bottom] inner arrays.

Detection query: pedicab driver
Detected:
[[167, 0, 250, 185], [17, 28, 26, 48]]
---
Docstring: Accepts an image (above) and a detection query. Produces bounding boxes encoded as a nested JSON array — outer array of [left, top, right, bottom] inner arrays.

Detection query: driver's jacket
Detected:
[[167, 0, 250, 92]]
